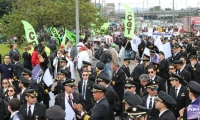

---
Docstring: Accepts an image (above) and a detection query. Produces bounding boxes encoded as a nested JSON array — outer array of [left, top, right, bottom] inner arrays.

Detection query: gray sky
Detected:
[[91, 0, 200, 10]]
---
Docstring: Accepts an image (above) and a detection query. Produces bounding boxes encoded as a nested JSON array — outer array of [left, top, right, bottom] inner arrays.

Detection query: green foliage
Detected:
[[165, 8, 172, 11], [0, 0, 106, 39], [149, 6, 161, 11]]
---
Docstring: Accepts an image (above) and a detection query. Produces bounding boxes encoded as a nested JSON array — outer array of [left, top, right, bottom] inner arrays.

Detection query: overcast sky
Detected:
[[91, 0, 200, 10]]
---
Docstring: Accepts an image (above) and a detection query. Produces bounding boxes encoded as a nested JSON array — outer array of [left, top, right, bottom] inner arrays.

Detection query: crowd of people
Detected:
[[0, 31, 200, 120]]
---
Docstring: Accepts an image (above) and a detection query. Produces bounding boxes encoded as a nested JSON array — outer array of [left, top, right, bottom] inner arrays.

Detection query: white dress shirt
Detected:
[[82, 80, 88, 100], [175, 84, 181, 97], [150, 75, 156, 80], [77, 51, 89, 69], [27, 104, 35, 115], [146, 95, 155, 109], [21, 88, 26, 94]]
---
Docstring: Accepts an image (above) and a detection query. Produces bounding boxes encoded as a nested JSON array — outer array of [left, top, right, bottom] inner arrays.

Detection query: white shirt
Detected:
[[10, 111, 19, 118], [82, 80, 88, 100], [27, 104, 35, 115], [65, 93, 74, 102], [68, 47, 72, 54], [151, 75, 156, 80], [3, 88, 7, 93], [147, 95, 155, 109], [175, 84, 181, 97], [21, 88, 26, 94], [77, 51, 90, 69], [179, 67, 184, 73], [159, 109, 168, 117]]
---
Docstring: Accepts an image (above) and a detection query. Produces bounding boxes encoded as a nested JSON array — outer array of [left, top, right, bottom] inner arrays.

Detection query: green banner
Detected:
[[21, 20, 38, 45], [62, 29, 68, 45], [66, 31, 76, 46], [124, 5, 135, 38], [100, 22, 110, 31], [51, 27, 61, 45]]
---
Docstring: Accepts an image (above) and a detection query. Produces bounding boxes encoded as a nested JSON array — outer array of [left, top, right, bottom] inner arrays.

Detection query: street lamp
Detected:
[[172, 0, 175, 26]]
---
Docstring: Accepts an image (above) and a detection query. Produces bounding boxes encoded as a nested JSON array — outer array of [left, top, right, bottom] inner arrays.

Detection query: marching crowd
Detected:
[[0, 32, 200, 120]]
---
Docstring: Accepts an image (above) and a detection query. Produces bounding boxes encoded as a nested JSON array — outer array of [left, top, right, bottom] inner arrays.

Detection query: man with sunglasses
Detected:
[[125, 79, 137, 94], [21, 68, 43, 103], [52, 69, 69, 95], [142, 80, 159, 120], [73, 84, 109, 120], [78, 70, 94, 112], [81, 61, 96, 82], [171, 44, 181, 63], [147, 66, 166, 92], [155, 91, 176, 120], [168, 73, 190, 119], [120, 58, 131, 79], [55, 78, 85, 120], [18, 75, 31, 104], [19, 89, 46, 120]]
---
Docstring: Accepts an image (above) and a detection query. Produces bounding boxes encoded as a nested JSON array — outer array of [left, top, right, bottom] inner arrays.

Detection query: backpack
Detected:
[[111, 90, 120, 112], [0, 98, 10, 119], [94, 49, 100, 59]]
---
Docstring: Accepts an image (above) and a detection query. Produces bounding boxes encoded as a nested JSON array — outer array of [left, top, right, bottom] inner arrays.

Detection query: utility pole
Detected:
[[95, 0, 96, 8], [76, 0, 79, 44], [159, 0, 161, 25], [172, 0, 175, 26], [147, 0, 149, 22]]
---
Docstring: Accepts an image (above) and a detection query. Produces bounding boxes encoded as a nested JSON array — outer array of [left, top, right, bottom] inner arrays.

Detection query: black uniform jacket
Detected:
[[169, 85, 191, 118], [158, 109, 176, 120], [19, 103, 46, 120]]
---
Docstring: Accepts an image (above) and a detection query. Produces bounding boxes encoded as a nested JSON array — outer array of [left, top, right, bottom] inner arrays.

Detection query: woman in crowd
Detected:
[[4, 86, 18, 102], [53, 50, 64, 76], [0, 79, 11, 99], [22, 47, 32, 70], [9, 44, 20, 64], [39, 46, 49, 71]]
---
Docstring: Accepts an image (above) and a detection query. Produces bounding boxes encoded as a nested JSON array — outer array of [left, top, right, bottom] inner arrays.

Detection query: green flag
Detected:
[[51, 27, 61, 45], [124, 5, 135, 38], [67, 31, 76, 46], [21, 20, 38, 45], [100, 22, 110, 31], [61, 29, 68, 45]]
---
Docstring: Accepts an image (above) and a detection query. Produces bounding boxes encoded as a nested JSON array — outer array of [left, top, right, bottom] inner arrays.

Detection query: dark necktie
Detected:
[[149, 97, 152, 108], [68, 95, 72, 107], [28, 106, 32, 120], [175, 89, 178, 99], [82, 82, 86, 100]]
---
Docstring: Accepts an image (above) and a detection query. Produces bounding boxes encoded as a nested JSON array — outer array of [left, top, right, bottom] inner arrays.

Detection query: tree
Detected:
[[165, 8, 172, 11], [149, 6, 161, 11], [0, 0, 106, 40]]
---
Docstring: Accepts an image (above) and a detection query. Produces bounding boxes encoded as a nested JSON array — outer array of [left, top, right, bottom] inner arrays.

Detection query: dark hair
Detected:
[[147, 65, 156, 71], [79, 38, 83, 42], [180, 56, 187, 61], [10, 44, 14, 49], [169, 63, 176, 68], [82, 70, 88, 74], [189, 55, 197, 60], [8, 98, 20, 111], [34, 46, 38, 51], [7, 86, 17, 98], [104, 44, 109, 49], [12, 54, 19, 61]]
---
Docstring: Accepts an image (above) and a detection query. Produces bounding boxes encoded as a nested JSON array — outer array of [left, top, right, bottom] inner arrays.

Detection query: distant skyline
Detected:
[[91, 0, 200, 10]]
